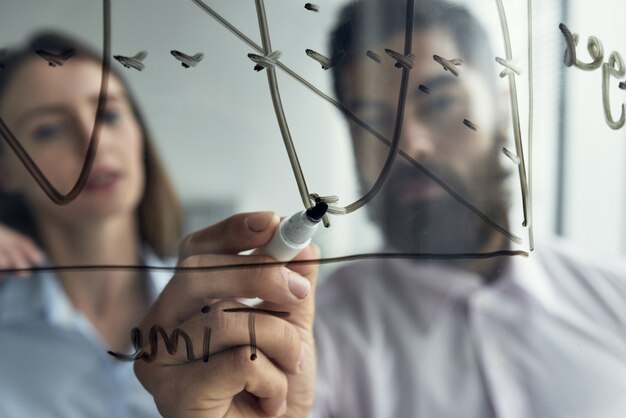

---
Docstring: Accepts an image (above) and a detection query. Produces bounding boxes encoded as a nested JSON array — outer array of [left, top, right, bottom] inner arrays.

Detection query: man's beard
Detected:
[[367, 156, 510, 255]]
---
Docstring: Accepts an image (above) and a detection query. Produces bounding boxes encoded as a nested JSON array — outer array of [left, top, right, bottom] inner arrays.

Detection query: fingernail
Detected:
[[278, 399, 287, 416], [286, 270, 311, 299], [245, 212, 275, 232]]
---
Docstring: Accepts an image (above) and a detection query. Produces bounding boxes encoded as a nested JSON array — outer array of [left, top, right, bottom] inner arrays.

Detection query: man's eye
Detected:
[[363, 114, 393, 131], [103, 110, 120, 124], [32, 124, 63, 141], [420, 95, 459, 117]]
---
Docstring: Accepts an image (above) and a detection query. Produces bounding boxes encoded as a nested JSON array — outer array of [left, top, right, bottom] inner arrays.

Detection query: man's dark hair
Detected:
[[329, 0, 496, 103]]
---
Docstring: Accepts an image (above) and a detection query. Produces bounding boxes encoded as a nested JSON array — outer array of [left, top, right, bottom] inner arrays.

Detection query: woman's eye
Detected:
[[103, 110, 120, 124], [32, 124, 63, 141]]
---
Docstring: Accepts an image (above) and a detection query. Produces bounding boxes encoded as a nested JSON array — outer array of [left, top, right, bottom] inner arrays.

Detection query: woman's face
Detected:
[[0, 58, 145, 225]]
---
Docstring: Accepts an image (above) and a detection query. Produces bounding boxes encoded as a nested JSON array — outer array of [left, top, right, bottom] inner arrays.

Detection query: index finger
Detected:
[[178, 211, 280, 258], [288, 243, 321, 279]]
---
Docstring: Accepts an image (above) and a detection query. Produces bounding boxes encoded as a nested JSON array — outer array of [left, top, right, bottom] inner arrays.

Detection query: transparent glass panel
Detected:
[[1, 0, 625, 417]]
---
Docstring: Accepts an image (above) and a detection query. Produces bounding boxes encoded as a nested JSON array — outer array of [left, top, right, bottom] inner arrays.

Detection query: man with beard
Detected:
[[62, 0, 625, 416], [310, 0, 626, 417]]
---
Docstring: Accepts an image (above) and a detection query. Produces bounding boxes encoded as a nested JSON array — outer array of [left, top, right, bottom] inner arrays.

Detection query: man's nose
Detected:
[[400, 113, 436, 161]]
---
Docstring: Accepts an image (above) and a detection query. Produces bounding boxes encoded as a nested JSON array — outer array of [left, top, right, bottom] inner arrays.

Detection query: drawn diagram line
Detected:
[[0, 249, 530, 277], [339, 0, 414, 215], [254, 0, 312, 211], [252, 0, 413, 218], [494, 0, 532, 237], [0, 0, 111, 205], [191, 0, 521, 244], [0, 2, 533, 279], [527, 0, 535, 250]]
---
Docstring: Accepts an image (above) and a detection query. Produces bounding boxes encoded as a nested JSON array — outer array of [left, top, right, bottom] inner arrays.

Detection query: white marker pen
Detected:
[[262, 202, 328, 261]]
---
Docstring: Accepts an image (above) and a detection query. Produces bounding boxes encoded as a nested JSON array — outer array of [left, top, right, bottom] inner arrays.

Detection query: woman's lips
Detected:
[[84, 170, 122, 192]]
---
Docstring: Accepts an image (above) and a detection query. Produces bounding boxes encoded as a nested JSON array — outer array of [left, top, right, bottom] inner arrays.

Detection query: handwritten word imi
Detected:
[[107, 306, 288, 363], [559, 23, 626, 130]]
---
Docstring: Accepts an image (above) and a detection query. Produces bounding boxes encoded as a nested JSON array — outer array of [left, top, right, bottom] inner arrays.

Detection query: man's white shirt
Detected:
[[312, 238, 626, 418]]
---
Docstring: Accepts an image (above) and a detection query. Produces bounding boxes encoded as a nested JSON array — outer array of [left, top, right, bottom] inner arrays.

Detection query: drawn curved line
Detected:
[[253, 0, 312, 211], [0, 1, 532, 279], [0, 0, 111, 205], [494, 0, 530, 231], [252, 0, 414, 218], [190, 0, 519, 243], [332, 0, 415, 215]]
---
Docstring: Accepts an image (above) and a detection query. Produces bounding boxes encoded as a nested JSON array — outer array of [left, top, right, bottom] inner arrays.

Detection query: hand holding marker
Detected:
[[261, 202, 328, 261]]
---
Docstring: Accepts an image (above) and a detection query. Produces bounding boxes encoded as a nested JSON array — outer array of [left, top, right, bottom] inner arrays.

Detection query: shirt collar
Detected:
[[378, 243, 554, 332], [494, 246, 560, 314], [382, 254, 485, 332], [0, 246, 174, 326]]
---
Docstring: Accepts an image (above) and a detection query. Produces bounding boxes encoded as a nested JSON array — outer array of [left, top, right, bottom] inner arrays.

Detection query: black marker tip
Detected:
[[305, 202, 329, 222]]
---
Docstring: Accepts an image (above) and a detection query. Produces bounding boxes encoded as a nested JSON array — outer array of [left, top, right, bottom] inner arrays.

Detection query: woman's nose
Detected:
[[73, 111, 102, 153]]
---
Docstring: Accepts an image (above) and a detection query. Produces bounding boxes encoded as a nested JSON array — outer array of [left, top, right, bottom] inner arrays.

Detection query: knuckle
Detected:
[[255, 264, 285, 290], [277, 320, 300, 365], [270, 266, 289, 288], [178, 254, 203, 270], [177, 233, 195, 256], [250, 263, 269, 283], [277, 373, 288, 399], [223, 218, 239, 238], [206, 301, 231, 332], [278, 319, 298, 349], [234, 265, 266, 296], [232, 346, 256, 373]]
